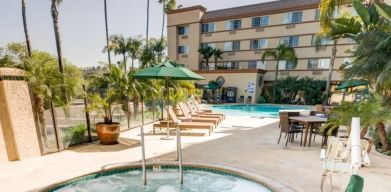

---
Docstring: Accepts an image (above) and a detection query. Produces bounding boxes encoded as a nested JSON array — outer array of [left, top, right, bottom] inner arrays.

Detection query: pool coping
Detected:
[[40, 161, 297, 192]]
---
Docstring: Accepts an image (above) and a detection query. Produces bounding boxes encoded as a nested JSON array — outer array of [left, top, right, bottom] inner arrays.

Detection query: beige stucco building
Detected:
[[167, 0, 357, 103]]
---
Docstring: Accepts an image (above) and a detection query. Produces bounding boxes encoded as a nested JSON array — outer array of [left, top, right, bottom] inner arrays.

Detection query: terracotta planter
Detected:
[[96, 123, 120, 145]]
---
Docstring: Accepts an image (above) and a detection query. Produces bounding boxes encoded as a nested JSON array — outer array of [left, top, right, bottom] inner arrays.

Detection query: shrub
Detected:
[[257, 96, 266, 103], [62, 123, 87, 147]]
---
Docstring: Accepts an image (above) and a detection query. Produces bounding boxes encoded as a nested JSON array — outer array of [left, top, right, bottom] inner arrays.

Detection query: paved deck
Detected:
[[0, 116, 391, 192]]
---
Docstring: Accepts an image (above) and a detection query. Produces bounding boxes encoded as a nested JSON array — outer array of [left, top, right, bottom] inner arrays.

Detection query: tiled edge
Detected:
[[41, 161, 297, 192]]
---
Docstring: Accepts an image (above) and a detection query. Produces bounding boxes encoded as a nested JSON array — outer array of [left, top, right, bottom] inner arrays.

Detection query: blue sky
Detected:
[[0, 0, 267, 67]]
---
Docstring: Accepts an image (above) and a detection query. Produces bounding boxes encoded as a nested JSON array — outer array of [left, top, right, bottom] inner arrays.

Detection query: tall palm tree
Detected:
[[158, 0, 176, 40], [318, 16, 362, 104], [51, 0, 64, 73], [128, 36, 142, 70], [261, 44, 297, 103], [107, 35, 129, 72], [21, 0, 32, 58], [212, 48, 223, 69], [103, 0, 112, 67], [150, 37, 167, 63], [198, 46, 214, 69]]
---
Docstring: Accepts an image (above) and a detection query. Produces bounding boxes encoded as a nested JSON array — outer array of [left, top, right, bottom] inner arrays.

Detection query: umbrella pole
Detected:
[[166, 78, 170, 139], [140, 95, 147, 185], [176, 124, 183, 184]]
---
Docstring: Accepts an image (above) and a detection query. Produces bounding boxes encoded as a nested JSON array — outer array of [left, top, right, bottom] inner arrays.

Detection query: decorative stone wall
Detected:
[[0, 68, 41, 161]]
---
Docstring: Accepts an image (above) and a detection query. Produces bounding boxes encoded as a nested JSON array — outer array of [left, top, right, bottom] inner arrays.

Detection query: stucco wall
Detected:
[[197, 71, 263, 103], [0, 68, 41, 161]]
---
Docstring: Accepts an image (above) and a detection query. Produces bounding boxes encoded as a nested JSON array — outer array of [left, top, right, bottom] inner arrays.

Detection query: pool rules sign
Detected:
[[247, 82, 255, 94]]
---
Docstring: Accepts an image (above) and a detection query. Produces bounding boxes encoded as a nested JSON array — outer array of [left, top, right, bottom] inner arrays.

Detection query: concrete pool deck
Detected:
[[0, 116, 391, 191]]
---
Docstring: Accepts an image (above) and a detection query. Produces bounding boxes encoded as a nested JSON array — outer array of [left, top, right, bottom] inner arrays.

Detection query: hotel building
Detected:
[[167, 0, 356, 103]]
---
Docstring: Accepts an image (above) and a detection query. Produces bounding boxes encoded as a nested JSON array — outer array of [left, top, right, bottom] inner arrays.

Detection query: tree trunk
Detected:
[[161, 3, 165, 40], [205, 58, 209, 69], [133, 98, 140, 120], [32, 94, 47, 146], [104, 0, 112, 67], [123, 53, 127, 72], [51, 0, 64, 73], [323, 39, 337, 105], [272, 61, 279, 103], [146, 0, 150, 48], [377, 122, 390, 151], [22, 0, 32, 58], [131, 57, 134, 70], [214, 57, 217, 70], [361, 126, 369, 138]]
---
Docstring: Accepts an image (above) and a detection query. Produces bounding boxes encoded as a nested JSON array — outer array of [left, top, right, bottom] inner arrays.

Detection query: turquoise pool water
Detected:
[[48, 166, 272, 192], [207, 104, 310, 117]]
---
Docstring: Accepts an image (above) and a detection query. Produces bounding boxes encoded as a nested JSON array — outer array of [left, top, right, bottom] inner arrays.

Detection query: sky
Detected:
[[0, 0, 269, 67]]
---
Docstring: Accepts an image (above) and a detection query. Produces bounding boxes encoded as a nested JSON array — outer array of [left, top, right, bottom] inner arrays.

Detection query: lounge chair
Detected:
[[177, 103, 220, 126], [320, 138, 370, 191], [153, 107, 215, 135], [189, 100, 226, 119]]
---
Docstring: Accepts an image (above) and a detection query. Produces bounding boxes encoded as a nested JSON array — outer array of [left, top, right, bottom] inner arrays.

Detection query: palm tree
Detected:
[[158, 0, 176, 40], [150, 37, 167, 63], [212, 48, 223, 69], [26, 51, 83, 146], [198, 46, 214, 69], [318, 16, 362, 105], [50, 0, 64, 73], [21, 0, 32, 58], [261, 44, 297, 103], [103, 0, 112, 67], [107, 35, 129, 72], [127, 36, 142, 70]]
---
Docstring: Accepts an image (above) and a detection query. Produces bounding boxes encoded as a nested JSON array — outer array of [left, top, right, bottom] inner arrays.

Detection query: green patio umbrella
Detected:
[[336, 80, 369, 90], [134, 60, 205, 185]]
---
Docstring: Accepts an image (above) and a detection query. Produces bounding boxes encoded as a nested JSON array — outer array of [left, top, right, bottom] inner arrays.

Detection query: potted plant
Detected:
[[87, 90, 120, 145]]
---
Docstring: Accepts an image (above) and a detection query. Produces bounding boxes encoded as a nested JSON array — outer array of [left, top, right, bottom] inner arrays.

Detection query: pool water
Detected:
[[54, 169, 271, 192], [208, 104, 309, 117]]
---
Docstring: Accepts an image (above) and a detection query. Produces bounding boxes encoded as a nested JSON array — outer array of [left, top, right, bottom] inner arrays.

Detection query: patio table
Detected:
[[289, 116, 327, 147]]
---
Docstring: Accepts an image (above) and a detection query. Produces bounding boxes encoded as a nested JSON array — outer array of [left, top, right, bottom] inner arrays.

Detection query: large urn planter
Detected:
[[96, 123, 120, 145]]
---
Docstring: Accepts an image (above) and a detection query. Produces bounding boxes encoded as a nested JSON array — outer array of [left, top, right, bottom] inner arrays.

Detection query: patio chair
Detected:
[[188, 100, 226, 120], [246, 96, 252, 104], [153, 107, 215, 135], [278, 112, 303, 147], [239, 95, 245, 103], [177, 103, 221, 125]]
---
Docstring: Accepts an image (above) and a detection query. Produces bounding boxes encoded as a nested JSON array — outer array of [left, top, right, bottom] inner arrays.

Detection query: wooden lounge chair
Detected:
[[189, 100, 226, 120], [153, 107, 215, 135], [177, 103, 220, 126], [179, 102, 222, 124]]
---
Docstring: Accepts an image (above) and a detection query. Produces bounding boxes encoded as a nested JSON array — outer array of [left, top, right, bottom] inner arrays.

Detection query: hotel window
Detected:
[[252, 16, 269, 27], [201, 23, 215, 33], [279, 36, 299, 47], [224, 41, 240, 51], [278, 60, 296, 70], [250, 39, 268, 49], [225, 19, 242, 30], [315, 9, 320, 20], [282, 11, 303, 24], [201, 43, 215, 49], [248, 61, 266, 69], [311, 35, 333, 46], [307, 58, 331, 69], [177, 45, 188, 54], [222, 61, 239, 69], [178, 26, 189, 35]]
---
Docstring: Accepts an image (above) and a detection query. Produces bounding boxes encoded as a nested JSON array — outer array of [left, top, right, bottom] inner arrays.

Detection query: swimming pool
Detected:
[[207, 104, 310, 117], [43, 163, 277, 192]]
